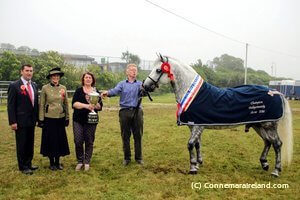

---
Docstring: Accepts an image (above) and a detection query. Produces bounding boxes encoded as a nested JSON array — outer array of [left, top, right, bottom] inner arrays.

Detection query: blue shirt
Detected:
[[108, 80, 142, 108]]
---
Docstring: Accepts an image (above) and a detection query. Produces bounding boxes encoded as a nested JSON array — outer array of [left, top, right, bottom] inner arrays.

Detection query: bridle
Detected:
[[146, 57, 174, 90], [146, 68, 164, 89]]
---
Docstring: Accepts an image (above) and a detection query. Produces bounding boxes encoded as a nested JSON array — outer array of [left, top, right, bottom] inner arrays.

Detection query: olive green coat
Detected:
[[39, 83, 69, 121]]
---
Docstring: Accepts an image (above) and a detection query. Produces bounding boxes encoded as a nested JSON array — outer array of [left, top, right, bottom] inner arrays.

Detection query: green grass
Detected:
[[0, 96, 299, 199]]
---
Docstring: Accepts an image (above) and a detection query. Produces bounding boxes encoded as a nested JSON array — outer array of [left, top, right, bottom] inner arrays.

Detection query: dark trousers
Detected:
[[119, 108, 143, 161], [15, 126, 35, 171], [73, 121, 97, 164]]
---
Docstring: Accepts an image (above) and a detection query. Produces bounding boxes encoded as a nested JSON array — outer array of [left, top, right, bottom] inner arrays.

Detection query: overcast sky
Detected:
[[1, 0, 299, 79]]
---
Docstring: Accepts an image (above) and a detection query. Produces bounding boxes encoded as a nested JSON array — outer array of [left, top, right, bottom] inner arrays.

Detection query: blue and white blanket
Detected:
[[177, 75, 283, 126]]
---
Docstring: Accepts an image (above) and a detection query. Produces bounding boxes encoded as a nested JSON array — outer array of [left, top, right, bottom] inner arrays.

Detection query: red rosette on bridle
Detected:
[[161, 62, 174, 81]]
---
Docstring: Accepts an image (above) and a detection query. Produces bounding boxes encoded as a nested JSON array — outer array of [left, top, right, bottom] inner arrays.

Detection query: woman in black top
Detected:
[[72, 72, 102, 171]]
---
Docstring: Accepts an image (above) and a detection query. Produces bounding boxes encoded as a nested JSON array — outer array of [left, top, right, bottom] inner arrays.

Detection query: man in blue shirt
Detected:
[[102, 64, 144, 165]]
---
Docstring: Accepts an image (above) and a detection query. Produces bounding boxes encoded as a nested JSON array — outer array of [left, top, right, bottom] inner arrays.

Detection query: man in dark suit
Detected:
[[7, 64, 39, 175]]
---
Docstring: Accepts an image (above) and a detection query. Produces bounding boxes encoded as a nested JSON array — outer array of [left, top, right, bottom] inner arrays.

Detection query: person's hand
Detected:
[[86, 104, 95, 111], [95, 103, 102, 110], [139, 87, 148, 97], [37, 121, 44, 128], [11, 123, 17, 131], [101, 91, 108, 98], [65, 119, 69, 127]]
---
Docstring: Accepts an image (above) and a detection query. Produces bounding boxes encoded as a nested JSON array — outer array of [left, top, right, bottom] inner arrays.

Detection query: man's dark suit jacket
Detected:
[[7, 79, 39, 127]]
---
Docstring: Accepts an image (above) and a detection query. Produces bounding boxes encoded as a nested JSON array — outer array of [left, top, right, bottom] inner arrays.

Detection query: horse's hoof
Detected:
[[262, 163, 269, 171], [198, 160, 203, 165], [189, 170, 198, 175], [271, 170, 279, 178], [263, 165, 269, 171]]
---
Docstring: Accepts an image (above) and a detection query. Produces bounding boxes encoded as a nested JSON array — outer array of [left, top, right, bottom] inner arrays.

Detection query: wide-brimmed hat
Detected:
[[47, 67, 64, 79]]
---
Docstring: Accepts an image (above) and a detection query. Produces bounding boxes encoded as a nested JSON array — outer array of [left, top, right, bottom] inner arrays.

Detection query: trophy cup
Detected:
[[87, 91, 100, 124]]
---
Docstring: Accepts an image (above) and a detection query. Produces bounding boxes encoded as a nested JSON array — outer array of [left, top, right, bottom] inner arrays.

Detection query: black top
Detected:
[[72, 87, 103, 124]]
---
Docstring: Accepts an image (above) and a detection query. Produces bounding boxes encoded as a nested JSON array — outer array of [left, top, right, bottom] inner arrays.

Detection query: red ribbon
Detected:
[[20, 85, 27, 95], [161, 62, 174, 81], [176, 103, 181, 119]]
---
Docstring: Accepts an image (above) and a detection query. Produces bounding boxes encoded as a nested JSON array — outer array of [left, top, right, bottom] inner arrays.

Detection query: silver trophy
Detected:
[[87, 91, 100, 124]]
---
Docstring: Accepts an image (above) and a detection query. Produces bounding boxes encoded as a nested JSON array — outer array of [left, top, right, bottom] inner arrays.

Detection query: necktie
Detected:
[[27, 82, 34, 106]]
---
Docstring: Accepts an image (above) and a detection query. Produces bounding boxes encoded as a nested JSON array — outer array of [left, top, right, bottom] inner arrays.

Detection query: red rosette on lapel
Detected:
[[20, 85, 27, 95], [60, 89, 65, 100]]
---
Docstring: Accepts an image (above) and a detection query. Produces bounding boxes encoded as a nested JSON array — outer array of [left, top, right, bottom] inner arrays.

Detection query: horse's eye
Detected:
[[156, 68, 162, 73]]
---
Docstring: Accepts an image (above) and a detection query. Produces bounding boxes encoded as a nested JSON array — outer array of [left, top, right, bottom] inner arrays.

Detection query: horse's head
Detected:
[[143, 55, 174, 92]]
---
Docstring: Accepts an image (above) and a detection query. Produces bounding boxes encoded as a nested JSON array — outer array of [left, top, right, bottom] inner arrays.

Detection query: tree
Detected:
[[213, 54, 244, 71], [17, 46, 31, 53], [33, 51, 66, 87], [191, 59, 219, 85], [86, 65, 121, 89], [191, 59, 202, 68], [191, 59, 203, 76], [0, 43, 16, 50], [31, 49, 40, 55], [190, 54, 275, 88], [0, 50, 84, 89], [121, 51, 130, 63], [121, 50, 141, 65], [62, 64, 84, 89], [16, 54, 34, 66], [0, 51, 21, 81]]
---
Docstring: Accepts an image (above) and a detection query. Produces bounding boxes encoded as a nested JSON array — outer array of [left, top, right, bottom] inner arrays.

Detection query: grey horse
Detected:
[[143, 55, 293, 177]]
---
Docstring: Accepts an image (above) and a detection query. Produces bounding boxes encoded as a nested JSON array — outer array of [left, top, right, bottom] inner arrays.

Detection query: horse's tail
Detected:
[[278, 96, 293, 166]]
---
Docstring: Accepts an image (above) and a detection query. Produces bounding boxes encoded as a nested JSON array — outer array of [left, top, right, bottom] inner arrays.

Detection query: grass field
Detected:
[[0, 94, 299, 200]]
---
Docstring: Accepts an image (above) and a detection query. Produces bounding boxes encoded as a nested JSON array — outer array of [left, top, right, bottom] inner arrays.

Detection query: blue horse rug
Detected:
[[177, 75, 283, 126]]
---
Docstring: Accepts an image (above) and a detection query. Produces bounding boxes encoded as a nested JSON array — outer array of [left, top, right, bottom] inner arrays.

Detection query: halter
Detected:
[[146, 58, 174, 89]]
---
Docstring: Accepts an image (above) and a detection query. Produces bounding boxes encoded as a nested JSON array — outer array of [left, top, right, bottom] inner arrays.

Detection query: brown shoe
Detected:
[[49, 165, 57, 171], [123, 160, 131, 166], [84, 164, 90, 171], [29, 165, 39, 170], [56, 164, 63, 170], [75, 163, 83, 171], [21, 169, 33, 175], [136, 160, 144, 165]]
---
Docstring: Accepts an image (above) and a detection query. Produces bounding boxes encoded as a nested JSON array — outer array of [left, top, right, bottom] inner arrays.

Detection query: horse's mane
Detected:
[[154, 56, 197, 74]]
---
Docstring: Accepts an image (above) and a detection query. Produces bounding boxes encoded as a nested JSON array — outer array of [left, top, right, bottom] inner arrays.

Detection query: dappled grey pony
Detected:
[[143, 55, 293, 177]]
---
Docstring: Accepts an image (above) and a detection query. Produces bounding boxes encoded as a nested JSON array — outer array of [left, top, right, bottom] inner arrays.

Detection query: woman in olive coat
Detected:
[[39, 67, 70, 170]]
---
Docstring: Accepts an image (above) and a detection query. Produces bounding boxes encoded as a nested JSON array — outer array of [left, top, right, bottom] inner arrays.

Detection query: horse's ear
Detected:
[[156, 53, 164, 63]]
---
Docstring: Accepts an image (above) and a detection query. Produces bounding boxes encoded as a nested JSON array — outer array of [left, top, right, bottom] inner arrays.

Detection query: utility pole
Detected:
[[244, 43, 248, 85]]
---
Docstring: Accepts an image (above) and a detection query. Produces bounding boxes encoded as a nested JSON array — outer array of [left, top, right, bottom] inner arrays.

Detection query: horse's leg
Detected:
[[252, 124, 272, 171], [187, 125, 203, 174], [195, 128, 204, 165], [254, 122, 282, 177], [266, 122, 282, 177], [260, 140, 272, 171]]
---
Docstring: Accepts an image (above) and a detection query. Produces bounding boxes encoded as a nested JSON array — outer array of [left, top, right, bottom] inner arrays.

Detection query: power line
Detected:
[[145, 0, 245, 45], [145, 0, 300, 59], [250, 44, 299, 59]]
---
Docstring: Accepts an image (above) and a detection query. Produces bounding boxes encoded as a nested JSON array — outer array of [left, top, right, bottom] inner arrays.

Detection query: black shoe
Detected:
[[21, 169, 33, 175], [49, 165, 57, 171], [136, 160, 144, 165], [123, 160, 131, 166], [56, 164, 63, 170], [29, 165, 39, 171]]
